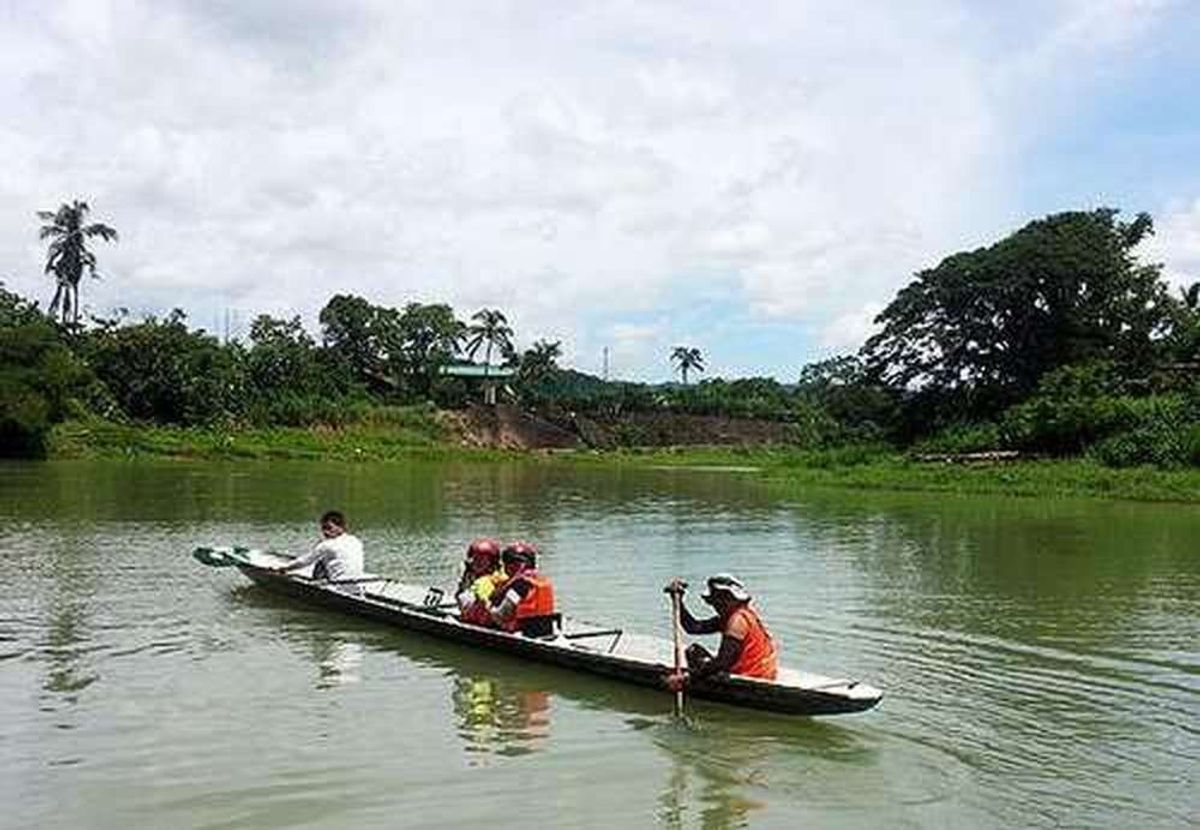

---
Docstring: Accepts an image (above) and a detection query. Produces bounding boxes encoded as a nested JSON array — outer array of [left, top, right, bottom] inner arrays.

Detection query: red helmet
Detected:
[[466, 538, 501, 565], [501, 540, 539, 569]]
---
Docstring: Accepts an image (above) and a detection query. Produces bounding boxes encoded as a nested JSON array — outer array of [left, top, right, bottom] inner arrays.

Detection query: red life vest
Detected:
[[460, 599, 493, 626], [728, 605, 777, 680], [493, 570, 555, 632]]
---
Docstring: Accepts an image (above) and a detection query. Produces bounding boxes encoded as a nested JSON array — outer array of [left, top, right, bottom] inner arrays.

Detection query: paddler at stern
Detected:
[[665, 573, 777, 690]]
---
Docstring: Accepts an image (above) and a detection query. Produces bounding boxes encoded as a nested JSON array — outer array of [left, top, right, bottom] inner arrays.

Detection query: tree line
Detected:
[[857, 208, 1200, 464], [0, 281, 576, 449], [3, 201, 1198, 465]]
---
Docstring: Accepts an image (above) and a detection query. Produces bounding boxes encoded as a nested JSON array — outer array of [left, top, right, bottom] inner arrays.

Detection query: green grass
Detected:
[[572, 445, 1200, 503], [45, 419, 1200, 503], [46, 412, 512, 462]]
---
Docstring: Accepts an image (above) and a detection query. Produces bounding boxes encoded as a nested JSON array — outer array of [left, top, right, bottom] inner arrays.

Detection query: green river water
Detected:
[[0, 460, 1196, 829]]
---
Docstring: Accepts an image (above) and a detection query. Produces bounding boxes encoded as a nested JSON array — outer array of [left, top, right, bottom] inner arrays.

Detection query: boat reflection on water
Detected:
[[236, 585, 365, 688], [648, 714, 879, 829], [452, 674, 551, 762], [241, 586, 876, 826], [651, 719, 783, 829], [315, 640, 363, 688], [656, 748, 763, 829], [385, 631, 873, 827]]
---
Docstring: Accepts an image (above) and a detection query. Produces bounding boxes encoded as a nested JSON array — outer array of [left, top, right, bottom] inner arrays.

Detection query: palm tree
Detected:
[[519, 339, 562, 385], [465, 308, 514, 377], [38, 200, 118, 326], [670, 346, 705, 384]]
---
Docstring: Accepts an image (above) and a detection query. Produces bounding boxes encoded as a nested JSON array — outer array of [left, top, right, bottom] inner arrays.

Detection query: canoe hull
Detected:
[[233, 559, 881, 717]]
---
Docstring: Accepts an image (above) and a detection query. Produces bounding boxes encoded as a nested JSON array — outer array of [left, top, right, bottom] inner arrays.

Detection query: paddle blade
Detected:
[[193, 546, 236, 567]]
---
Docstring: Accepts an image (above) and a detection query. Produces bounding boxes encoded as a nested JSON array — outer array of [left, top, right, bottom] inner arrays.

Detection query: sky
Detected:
[[1, 0, 1198, 382]]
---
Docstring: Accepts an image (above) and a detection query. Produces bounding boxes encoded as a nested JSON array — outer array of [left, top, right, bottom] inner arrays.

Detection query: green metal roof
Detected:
[[439, 364, 515, 379]]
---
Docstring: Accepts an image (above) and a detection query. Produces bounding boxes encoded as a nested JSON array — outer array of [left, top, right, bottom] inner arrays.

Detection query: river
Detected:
[[0, 460, 1196, 828]]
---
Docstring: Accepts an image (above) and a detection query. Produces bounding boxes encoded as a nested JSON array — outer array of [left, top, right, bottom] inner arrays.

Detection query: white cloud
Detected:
[[704, 222, 773, 258], [0, 1, 1182, 377], [1144, 199, 1200, 290], [595, 319, 670, 380], [819, 302, 886, 351], [610, 322, 663, 343]]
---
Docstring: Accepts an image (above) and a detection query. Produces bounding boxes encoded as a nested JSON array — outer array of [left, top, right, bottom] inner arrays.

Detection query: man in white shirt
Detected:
[[272, 510, 365, 594]]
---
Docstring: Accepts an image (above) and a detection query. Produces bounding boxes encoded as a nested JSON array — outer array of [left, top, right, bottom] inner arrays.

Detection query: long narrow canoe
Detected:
[[195, 546, 882, 717]]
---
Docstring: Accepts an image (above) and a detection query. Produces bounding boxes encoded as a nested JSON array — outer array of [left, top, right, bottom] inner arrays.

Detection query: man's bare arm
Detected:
[[679, 601, 722, 635]]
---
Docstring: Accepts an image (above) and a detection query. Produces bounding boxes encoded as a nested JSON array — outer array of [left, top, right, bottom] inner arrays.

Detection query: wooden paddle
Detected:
[[664, 578, 688, 717]]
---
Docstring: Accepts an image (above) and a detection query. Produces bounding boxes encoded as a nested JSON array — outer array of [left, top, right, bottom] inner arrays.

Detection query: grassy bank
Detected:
[[575, 446, 1200, 503], [44, 418, 1200, 503], [45, 412, 504, 462]]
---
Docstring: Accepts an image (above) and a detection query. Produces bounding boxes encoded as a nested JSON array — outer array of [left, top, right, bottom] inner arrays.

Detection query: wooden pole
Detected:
[[665, 579, 687, 718]]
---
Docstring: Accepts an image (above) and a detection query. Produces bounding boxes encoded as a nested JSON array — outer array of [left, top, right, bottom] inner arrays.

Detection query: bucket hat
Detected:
[[701, 573, 750, 603]]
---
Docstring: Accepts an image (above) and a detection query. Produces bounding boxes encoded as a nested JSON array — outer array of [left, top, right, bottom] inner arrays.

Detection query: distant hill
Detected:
[[536, 368, 610, 396]]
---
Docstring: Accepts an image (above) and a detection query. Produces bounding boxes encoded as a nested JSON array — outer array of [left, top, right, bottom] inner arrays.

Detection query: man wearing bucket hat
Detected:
[[664, 573, 777, 690]]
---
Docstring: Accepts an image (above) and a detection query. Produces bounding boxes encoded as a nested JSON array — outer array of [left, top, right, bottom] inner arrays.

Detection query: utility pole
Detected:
[[602, 346, 609, 381]]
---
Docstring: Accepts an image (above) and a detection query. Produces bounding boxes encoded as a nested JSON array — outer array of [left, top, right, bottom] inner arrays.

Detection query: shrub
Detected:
[[0, 383, 51, 457], [1087, 396, 1199, 467], [82, 310, 248, 425], [781, 403, 843, 447], [911, 422, 1004, 455], [1000, 361, 1135, 454], [0, 288, 91, 456]]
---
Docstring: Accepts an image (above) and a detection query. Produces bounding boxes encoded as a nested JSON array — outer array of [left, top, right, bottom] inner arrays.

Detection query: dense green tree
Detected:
[[84, 310, 246, 424], [465, 308, 513, 376], [395, 302, 465, 396], [37, 200, 118, 326], [862, 209, 1174, 420], [319, 294, 384, 383], [318, 295, 469, 397], [798, 355, 864, 389], [797, 354, 896, 437], [1160, 282, 1200, 372], [0, 285, 88, 455], [670, 346, 705, 384], [246, 314, 333, 396], [0, 283, 44, 329]]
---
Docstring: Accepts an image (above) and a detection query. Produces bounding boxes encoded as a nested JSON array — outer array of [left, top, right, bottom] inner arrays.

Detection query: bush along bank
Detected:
[[581, 446, 1200, 503]]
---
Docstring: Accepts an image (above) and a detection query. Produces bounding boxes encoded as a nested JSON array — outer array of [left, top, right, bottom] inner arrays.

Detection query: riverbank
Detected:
[[45, 414, 515, 462], [585, 446, 1200, 503], [43, 418, 1200, 503]]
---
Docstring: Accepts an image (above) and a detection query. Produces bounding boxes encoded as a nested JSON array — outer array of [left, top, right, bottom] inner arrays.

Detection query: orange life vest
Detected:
[[728, 605, 777, 680], [494, 570, 555, 632]]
